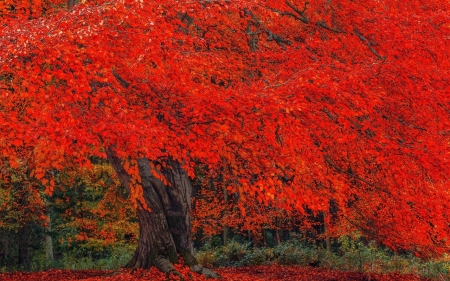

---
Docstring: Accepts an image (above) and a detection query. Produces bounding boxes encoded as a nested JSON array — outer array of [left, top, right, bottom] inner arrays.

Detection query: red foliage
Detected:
[[0, 265, 429, 281], [1, 0, 450, 256]]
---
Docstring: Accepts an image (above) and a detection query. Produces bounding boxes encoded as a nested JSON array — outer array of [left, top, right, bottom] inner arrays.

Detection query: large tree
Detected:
[[1, 0, 450, 276]]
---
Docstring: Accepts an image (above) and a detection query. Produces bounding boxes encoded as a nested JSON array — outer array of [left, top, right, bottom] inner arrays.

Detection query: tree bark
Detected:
[[105, 149, 219, 278]]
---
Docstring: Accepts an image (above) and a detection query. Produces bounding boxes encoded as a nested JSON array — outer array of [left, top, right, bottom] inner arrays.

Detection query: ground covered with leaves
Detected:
[[0, 265, 430, 281]]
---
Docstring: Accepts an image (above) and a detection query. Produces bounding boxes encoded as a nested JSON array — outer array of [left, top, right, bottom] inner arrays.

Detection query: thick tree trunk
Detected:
[[106, 149, 219, 278]]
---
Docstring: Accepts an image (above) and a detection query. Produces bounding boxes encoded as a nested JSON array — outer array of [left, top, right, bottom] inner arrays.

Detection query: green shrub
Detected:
[[196, 247, 220, 268], [31, 243, 134, 271], [272, 240, 319, 266], [241, 248, 273, 266], [221, 240, 249, 262], [194, 236, 450, 280]]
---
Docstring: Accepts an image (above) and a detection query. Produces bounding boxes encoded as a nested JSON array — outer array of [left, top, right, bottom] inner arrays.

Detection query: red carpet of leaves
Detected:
[[0, 265, 429, 281]]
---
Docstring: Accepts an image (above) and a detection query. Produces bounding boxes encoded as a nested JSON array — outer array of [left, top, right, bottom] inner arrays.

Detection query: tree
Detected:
[[1, 0, 450, 276], [0, 164, 47, 270]]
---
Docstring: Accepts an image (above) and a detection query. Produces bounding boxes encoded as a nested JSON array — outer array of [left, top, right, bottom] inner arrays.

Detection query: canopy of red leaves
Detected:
[[1, 0, 449, 256], [0, 265, 429, 281]]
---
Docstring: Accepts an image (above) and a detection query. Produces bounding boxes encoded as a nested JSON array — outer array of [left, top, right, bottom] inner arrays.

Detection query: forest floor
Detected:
[[0, 265, 432, 281]]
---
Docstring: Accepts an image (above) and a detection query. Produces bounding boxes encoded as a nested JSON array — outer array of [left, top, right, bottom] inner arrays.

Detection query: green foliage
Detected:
[[61, 243, 134, 270], [195, 237, 450, 279], [241, 247, 274, 266], [196, 239, 251, 268], [195, 246, 220, 268], [31, 243, 135, 271], [272, 239, 320, 266], [221, 240, 250, 262]]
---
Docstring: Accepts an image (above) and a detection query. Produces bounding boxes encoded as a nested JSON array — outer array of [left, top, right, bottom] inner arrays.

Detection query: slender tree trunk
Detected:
[[106, 148, 218, 278], [17, 225, 31, 270], [275, 217, 281, 245], [222, 183, 229, 246], [44, 213, 54, 261], [252, 232, 260, 248], [0, 230, 9, 261], [324, 215, 331, 252], [262, 229, 267, 246]]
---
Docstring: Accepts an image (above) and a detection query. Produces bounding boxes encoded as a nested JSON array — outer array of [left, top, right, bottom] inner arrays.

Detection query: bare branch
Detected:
[[112, 69, 130, 88], [285, 1, 309, 24], [324, 155, 375, 187], [353, 28, 384, 59], [316, 20, 343, 33], [244, 8, 292, 50]]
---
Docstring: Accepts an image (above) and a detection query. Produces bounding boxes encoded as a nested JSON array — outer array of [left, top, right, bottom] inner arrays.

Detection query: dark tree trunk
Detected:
[[275, 217, 282, 245], [106, 148, 218, 278], [44, 211, 54, 261], [222, 183, 229, 246], [0, 230, 10, 261], [17, 225, 31, 271]]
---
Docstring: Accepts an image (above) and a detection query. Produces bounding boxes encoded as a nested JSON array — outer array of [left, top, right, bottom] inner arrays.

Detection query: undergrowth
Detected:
[[2, 236, 449, 280], [28, 243, 135, 272], [195, 238, 450, 280]]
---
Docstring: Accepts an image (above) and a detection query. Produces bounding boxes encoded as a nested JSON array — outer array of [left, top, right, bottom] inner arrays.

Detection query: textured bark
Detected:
[[106, 150, 219, 278], [124, 158, 179, 269]]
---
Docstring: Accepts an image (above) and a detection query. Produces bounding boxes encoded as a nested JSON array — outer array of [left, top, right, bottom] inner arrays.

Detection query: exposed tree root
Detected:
[[190, 264, 221, 279], [154, 256, 184, 281], [153, 257, 220, 279]]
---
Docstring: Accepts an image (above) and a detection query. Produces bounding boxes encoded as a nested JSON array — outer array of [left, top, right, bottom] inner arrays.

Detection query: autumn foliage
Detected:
[[0, 265, 430, 281], [0, 0, 450, 270]]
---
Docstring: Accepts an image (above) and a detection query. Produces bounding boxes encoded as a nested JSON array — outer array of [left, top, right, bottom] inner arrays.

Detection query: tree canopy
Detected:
[[1, 0, 449, 262]]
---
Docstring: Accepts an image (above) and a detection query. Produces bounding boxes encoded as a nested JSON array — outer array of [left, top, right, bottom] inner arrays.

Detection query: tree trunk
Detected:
[[106, 149, 219, 278], [44, 213, 54, 261], [222, 183, 229, 246], [275, 217, 281, 245], [0, 230, 10, 263], [252, 232, 260, 248], [262, 229, 267, 246], [17, 225, 31, 271], [324, 215, 331, 253]]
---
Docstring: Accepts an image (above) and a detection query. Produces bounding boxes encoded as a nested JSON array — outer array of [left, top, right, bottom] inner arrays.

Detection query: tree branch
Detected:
[[285, 0, 309, 24], [316, 20, 343, 33], [353, 28, 384, 59], [324, 155, 375, 187], [244, 8, 292, 50]]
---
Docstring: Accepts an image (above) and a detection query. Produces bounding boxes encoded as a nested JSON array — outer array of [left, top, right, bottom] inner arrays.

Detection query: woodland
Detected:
[[0, 0, 449, 280]]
